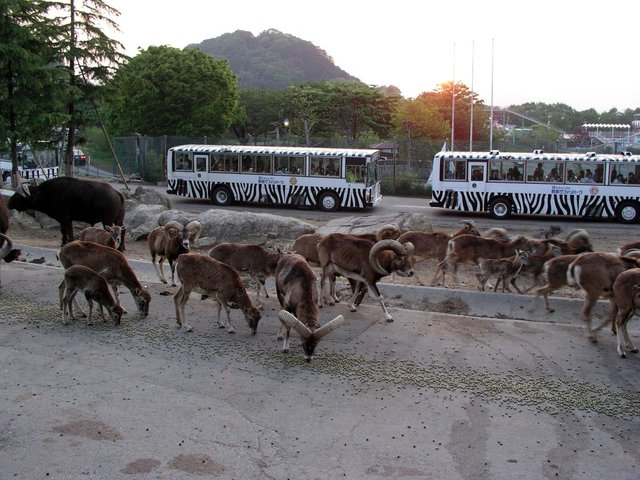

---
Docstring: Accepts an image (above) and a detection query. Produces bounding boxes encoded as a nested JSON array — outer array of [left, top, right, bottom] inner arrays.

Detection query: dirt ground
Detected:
[[6, 219, 637, 305]]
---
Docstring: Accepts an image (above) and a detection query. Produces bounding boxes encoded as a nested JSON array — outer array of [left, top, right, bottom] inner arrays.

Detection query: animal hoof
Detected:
[[227, 329, 236, 334], [386, 317, 394, 323], [588, 335, 598, 344], [632, 348, 639, 353], [185, 325, 193, 332]]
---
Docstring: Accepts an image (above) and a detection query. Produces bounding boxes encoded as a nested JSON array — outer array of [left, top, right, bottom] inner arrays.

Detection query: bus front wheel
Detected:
[[488, 197, 512, 220], [616, 201, 640, 224], [211, 186, 233, 206], [317, 191, 340, 212]]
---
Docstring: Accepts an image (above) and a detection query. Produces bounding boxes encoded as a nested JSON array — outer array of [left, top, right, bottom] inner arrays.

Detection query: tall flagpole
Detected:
[[469, 40, 474, 151], [451, 43, 455, 151], [489, 38, 495, 150]]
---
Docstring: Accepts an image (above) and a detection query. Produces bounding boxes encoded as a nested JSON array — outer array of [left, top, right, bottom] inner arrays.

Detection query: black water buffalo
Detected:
[[8, 177, 126, 251]]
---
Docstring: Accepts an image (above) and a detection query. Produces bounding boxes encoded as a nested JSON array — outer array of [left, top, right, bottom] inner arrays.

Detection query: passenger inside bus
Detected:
[[533, 163, 544, 181], [567, 170, 577, 182]]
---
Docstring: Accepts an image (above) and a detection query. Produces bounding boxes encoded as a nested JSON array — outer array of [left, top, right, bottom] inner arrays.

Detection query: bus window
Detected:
[[442, 159, 467, 181], [195, 155, 207, 172], [310, 156, 328, 176], [255, 155, 271, 173], [174, 153, 192, 171], [570, 161, 602, 184], [211, 154, 224, 171], [241, 155, 255, 173], [275, 155, 304, 175], [325, 159, 340, 176], [224, 154, 238, 172], [346, 158, 365, 183], [506, 162, 524, 181]]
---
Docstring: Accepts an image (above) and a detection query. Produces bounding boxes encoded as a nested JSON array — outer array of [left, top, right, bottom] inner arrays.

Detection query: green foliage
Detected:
[[105, 46, 239, 137], [143, 150, 164, 183], [188, 29, 358, 90], [418, 81, 489, 143], [381, 171, 429, 197]]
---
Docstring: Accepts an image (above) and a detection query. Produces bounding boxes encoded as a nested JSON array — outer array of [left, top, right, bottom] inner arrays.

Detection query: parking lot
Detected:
[[1, 255, 639, 479]]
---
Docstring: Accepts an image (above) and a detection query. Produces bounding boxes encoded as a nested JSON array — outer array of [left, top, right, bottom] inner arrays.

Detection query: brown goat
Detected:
[[290, 224, 401, 266], [59, 265, 124, 325], [532, 254, 580, 312], [437, 234, 531, 287], [317, 233, 415, 322], [173, 253, 261, 334], [566, 252, 640, 342], [609, 268, 640, 358], [58, 241, 151, 319], [397, 220, 480, 285], [148, 224, 190, 286], [275, 253, 346, 361], [79, 225, 124, 250], [208, 243, 280, 302]]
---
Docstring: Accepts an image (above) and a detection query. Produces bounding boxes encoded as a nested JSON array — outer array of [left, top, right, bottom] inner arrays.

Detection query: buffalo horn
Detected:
[[0, 233, 13, 260]]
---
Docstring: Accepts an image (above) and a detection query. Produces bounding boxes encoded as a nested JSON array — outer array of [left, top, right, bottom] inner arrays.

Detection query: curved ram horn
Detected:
[[313, 315, 346, 340], [369, 239, 406, 276], [622, 249, 640, 260], [565, 228, 589, 242], [0, 233, 13, 261], [278, 310, 312, 340], [163, 220, 184, 231], [17, 184, 30, 197]]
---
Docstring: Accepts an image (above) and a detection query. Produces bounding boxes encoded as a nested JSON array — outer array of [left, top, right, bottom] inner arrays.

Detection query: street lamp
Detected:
[[283, 118, 290, 145]]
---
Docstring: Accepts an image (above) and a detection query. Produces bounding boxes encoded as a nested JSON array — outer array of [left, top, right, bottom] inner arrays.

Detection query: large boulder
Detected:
[[124, 204, 170, 240]]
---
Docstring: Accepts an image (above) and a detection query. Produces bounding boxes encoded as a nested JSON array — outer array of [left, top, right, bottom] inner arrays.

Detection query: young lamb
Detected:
[[59, 265, 124, 325], [475, 249, 529, 293]]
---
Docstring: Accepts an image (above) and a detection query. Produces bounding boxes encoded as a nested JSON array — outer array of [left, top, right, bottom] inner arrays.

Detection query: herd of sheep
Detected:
[[2, 177, 640, 362]]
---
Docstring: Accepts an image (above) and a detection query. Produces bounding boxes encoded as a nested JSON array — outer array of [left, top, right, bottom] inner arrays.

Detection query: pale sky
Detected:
[[105, 0, 638, 113]]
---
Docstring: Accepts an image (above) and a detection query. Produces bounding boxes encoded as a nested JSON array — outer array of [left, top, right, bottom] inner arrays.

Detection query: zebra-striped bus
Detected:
[[166, 144, 383, 212], [429, 149, 640, 223]]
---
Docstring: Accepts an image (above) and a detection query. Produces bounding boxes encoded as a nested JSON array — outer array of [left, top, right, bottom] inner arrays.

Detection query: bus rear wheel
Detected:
[[211, 186, 233, 206], [488, 197, 512, 220], [317, 191, 340, 212], [616, 201, 640, 224]]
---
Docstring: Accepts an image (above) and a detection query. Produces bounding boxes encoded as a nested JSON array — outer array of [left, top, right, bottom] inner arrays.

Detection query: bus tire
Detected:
[[488, 197, 512, 220], [615, 200, 640, 224], [211, 186, 233, 206], [317, 191, 340, 212]]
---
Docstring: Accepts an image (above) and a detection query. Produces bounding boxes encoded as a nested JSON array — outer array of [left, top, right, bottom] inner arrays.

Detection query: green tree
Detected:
[[51, 0, 126, 176], [418, 81, 489, 146], [314, 81, 396, 143], [106, 46, 239, 137], [234, 88, 286, 144], [0, 0, 67, 183], [393, 98, 450, 140]]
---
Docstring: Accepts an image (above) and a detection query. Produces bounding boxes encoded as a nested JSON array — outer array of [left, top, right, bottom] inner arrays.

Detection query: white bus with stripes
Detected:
[[429, 149, 640, 223], [166, 144, 382, 212]]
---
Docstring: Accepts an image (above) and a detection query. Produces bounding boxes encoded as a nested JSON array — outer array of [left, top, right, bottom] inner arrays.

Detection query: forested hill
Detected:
[[185, 29, 360, 90]]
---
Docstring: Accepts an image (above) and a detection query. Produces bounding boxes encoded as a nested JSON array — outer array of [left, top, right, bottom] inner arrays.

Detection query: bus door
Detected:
[[468, 162, 486, 193]]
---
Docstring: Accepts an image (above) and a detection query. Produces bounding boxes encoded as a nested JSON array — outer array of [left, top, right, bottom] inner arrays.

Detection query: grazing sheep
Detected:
[[173, 253, 261, 334], [275, 253, 346, 361], [59, 265, 124, 325]]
